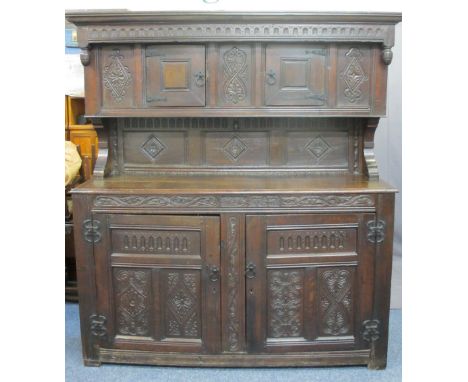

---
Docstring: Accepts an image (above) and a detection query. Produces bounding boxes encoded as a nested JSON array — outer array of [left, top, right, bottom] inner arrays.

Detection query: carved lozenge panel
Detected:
[[337, 46, 371, 108], [164, 270, 201, 339], [111, 229, 201, 256], [113, 268, 151, 336], [267, 227, 357, 256], [101, 46, 134, 108]]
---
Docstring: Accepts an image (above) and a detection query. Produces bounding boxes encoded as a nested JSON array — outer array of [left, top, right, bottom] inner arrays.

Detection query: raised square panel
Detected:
[[280, 60, 308, 88], [162, 62, 189, 89], [145, 45, 205, 107]]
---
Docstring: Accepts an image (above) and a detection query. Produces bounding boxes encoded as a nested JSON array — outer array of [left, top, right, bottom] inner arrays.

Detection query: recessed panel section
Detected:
[[286, 130, 349, 168], [162, 62, 189, 89], [203, 131, 269, 166], [267, 227, 357, 256], [123, 131, 187, 167]]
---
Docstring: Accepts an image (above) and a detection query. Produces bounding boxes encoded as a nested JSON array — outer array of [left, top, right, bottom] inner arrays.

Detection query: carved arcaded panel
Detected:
[[111, 229, 201, 256], [165, 270, 201, 338], [94, 194, 375, 209], [84, 23, 394, 45], [268, 269, 304, 338], [318, 267, 354, 336], [267, 227, 357, 255], [113, 268, 151, 336]]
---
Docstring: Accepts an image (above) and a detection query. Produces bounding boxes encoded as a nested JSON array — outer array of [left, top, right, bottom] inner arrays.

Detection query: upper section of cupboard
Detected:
[[66, 11, 401, 118]]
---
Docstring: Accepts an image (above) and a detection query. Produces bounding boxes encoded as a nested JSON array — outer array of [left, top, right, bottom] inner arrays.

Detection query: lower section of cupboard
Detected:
[[72, 190, 394, 371], [91, 348, 377, 368]]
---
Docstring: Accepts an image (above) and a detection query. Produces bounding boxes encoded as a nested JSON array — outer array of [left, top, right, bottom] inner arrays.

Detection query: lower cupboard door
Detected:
[[246, 213, 375, 353], [93, 214, 221, 354]]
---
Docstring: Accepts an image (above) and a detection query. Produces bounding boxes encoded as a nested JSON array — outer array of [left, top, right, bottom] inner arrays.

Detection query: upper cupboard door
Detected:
[[145, 45, 206, 107], [265, 44, 329, 106]]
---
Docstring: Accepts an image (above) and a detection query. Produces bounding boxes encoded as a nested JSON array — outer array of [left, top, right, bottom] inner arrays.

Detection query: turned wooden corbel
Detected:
[[382, 45, 393, 65], [80, 46, 91, 66], [364, 118, 380, 179]]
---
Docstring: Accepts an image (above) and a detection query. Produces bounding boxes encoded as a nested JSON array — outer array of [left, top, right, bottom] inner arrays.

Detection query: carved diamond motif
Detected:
[[223, 136, 247, 161], [103, 49, 132, 102], [340, 48, 369, 103], [141, 136, 166, 160], [306, 136, 331, 159]]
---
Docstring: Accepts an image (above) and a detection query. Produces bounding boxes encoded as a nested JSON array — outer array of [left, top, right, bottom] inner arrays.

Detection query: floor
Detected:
[[66, 304, 401, 382]]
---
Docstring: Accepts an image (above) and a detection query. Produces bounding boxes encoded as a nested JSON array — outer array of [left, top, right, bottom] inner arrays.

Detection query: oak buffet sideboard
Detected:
[[66, 10, 401, 369]]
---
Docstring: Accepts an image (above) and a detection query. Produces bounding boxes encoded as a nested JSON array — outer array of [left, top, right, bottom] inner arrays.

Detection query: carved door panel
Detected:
[[246, 213, 375, 353], [93, 214, 221, 353], [265, 44, 329, 106], [145, 45, 206, 107]]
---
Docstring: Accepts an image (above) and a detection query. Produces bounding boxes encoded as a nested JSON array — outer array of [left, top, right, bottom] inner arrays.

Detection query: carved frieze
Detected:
[[82, 23, 394, 46], [94, 194, 375, 209]]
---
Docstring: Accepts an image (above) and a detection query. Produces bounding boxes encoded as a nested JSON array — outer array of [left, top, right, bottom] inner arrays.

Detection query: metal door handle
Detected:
[[194, 72, 206, 87], [208, 265, 220, 282], [266, 70, 276, 85], [246, 262, 256, 279]]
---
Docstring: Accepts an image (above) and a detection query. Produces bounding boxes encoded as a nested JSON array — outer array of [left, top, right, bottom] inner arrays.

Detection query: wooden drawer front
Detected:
[[145, 45, 206, 107], [93, 214, 221, 353], [246, 213, 375, 353], [265, 44, 328, 106]]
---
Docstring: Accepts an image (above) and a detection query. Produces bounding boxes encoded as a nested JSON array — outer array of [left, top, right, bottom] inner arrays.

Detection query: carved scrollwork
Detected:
[[223, 47, 248, 104], [94, 194, 375, 209]]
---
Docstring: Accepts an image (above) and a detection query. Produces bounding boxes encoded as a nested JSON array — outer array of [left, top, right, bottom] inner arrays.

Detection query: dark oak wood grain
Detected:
[[67, 10, 399, 370]]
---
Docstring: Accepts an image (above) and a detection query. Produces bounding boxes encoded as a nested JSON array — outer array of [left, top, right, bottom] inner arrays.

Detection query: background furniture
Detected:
[[67, 10, 401, 369]]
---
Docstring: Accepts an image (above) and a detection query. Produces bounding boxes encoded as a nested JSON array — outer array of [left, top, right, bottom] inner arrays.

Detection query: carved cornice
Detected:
[[93, 194, 375, 209], [73, 23, 396, 47]]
